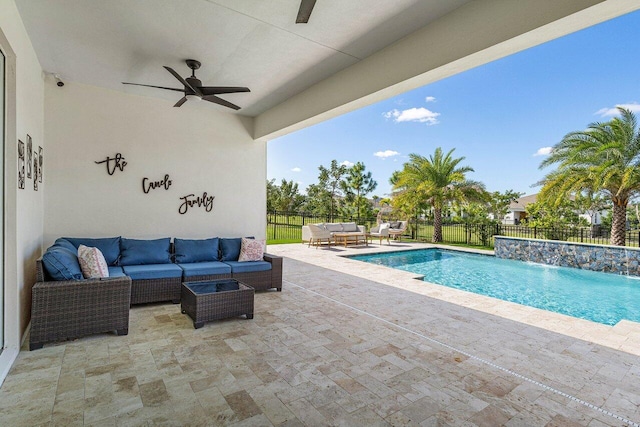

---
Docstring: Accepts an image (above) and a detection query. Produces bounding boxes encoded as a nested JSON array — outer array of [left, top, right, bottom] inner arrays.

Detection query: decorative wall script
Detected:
[[142, 174, 172, 193], [95, 153, 127, 175], [179, 192, 215, 214]]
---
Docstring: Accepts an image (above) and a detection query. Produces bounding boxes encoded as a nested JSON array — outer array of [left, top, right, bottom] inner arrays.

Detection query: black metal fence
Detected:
[[266, 210, 640, 247]]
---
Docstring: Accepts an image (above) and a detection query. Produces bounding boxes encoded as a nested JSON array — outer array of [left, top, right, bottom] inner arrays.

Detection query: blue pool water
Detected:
[[351, 249, 640, 325]]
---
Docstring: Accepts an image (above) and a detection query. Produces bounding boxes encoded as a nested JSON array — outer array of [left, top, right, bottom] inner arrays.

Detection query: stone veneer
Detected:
[[494, 236, 640, 276]]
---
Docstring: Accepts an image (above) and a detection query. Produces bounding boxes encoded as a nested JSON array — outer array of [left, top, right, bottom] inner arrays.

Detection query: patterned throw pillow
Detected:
[[77, 245, 109, 279], [238, 238, 265, 262]]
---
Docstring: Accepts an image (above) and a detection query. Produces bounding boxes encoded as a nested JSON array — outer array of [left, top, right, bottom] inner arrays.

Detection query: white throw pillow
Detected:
[[77, 245, 109, 279], [238, 238, 265, 262]]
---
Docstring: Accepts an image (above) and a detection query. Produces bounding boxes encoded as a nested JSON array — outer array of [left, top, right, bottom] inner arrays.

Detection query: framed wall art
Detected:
[[26, 134, 32, 179], [33, 152, 38, 191], [38, 146, 43, 183], [18, 140, 25, 189]]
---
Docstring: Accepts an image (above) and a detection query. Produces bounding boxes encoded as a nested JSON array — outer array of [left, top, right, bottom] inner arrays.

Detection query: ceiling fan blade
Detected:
[[296, 0, 316, 23], [163, 66, 201, 96], [203, 95, 241, 110], [122, 82, 184, 92], [200, 86, 251, 96], [173, 97, 188, 107]]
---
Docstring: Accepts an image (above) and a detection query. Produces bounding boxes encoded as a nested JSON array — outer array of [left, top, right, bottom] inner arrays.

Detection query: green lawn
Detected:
[[266, 215, 638, 248]]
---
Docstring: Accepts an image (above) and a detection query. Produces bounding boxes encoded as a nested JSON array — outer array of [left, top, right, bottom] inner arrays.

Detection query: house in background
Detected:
[[503, 194, 538, 225], [503, 194, 605, 225]]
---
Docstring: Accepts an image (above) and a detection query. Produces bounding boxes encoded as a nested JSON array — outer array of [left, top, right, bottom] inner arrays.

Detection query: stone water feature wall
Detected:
[[494, 236, 640, 276]]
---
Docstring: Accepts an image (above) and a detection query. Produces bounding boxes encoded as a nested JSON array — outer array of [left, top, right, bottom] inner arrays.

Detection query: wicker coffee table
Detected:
[[181, 279, 254, 329]]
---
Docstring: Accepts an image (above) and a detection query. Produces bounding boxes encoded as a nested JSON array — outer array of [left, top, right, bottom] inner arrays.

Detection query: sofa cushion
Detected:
[[174, 237, 219, 263], [121, 263, 183, 280], [120, 238, 171, 266], [178, 261, 231, 278], [224, 260, 272, 274], [64, 237, 121, 266], [342, 222, 358, 232], [108, 266, 126, 278], [42, 246, 84, 281], [324, 223, 343, 232], [77, 245, 109, 279], [52, 238, 78, 253], [238, 238, 265, 262], [220, 237, 254, 261], [390, 221, 401, 229]]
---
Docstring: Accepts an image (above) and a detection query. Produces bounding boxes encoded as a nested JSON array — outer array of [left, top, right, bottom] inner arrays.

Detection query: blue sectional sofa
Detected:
[[38, 236, 283, 305], [31, 236, 282, 350]]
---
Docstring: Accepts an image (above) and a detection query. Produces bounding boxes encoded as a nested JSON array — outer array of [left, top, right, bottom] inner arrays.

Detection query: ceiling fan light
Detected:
[[185, 94, 201, 102]]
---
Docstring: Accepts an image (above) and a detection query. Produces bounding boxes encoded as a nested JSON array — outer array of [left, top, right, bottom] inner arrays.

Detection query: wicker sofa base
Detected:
[[30, 277, 132, 350], [130, 277, 182, 305]]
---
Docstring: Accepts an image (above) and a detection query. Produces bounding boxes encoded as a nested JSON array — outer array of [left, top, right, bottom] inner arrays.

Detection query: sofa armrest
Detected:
[[263, 253, 283, 290], [357, 225, 366, 233], [301, 225, 311, 242], [30, 276, 132, 349]]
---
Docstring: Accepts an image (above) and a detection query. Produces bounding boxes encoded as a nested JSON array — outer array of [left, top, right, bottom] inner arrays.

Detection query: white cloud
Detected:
[[374, 150, 400, 159], [340, 160, 354, 167], [425, 96, 436, 103], [291, 167, 301, 172], [595, 102, 640, 117], [383, 107, 440, 125], [534, 147, 553, 157]]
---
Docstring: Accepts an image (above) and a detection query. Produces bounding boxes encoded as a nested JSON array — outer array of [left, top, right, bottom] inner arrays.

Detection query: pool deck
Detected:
[[277, 242, 640, 356], [0, 241, 639, 425], [270, 241, 640, 425]]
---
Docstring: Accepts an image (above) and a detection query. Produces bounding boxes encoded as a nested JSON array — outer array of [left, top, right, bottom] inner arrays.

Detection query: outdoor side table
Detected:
[[181, 279, 254, 329]]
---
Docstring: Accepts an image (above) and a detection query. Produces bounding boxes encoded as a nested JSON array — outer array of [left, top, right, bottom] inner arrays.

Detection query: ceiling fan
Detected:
[[122, 59, 250, 110], [296, 0, 316, 23]]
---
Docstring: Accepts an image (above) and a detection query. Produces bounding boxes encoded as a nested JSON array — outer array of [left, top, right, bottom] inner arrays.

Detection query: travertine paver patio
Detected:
[[0, 242, 639, 426]]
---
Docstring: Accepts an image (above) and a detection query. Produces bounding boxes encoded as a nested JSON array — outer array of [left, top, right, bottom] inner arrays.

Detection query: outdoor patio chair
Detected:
[[307, 223, 332, 248], [369, 222, 390, 245], [388, 220, 408, 240]]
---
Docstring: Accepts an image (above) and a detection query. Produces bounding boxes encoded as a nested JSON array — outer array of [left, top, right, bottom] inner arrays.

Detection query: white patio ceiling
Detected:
[[15, 0, 640, 140]]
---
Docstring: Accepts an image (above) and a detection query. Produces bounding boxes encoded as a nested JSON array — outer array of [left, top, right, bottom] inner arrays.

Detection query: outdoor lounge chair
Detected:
[[369, 222, 390, 245], [307, 223, 332, 248], [388, 220, 408, 240]]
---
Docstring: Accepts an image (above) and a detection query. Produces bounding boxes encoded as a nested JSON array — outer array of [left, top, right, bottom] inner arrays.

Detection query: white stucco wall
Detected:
[[0, 0, 45, 381], [44, 81, 265, 246]]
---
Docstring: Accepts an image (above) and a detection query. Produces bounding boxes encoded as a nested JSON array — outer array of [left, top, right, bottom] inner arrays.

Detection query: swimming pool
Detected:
[[350, 249, 640, 325]]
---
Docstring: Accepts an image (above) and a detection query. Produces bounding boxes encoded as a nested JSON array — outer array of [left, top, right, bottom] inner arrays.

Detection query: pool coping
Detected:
[[269, 242, 640, 357]]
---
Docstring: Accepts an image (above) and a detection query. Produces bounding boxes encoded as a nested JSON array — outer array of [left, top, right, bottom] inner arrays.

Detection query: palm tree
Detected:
[[539, 107, 640, 246], [392, 148, 485, 242]]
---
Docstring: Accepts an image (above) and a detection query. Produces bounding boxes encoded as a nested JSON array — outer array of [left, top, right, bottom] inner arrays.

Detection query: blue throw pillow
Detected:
[[41, 246, 83, 281], [220, 237, 254, 261], [64, 237, 121, 266], [119, 238, 171, 266], [174, 238, 219, 263]]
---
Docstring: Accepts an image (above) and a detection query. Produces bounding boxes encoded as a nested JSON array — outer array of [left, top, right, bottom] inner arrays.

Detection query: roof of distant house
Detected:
[[509, 194, 538, 212]]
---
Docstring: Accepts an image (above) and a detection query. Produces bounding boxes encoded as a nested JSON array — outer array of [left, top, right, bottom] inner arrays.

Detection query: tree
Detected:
[[266, 179, 279, 212], [340, 162, 377, 223], [525, 198, 586, 240], [273, 179, 305, 212], [487, 190, 523, 222], [305, 160, 348, 219], [392, 147, 486, 242], [539, 107, 640, 246]]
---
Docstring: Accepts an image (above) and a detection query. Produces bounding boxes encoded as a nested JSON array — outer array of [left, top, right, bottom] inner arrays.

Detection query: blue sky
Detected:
[[267, 11, 640, 199]]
